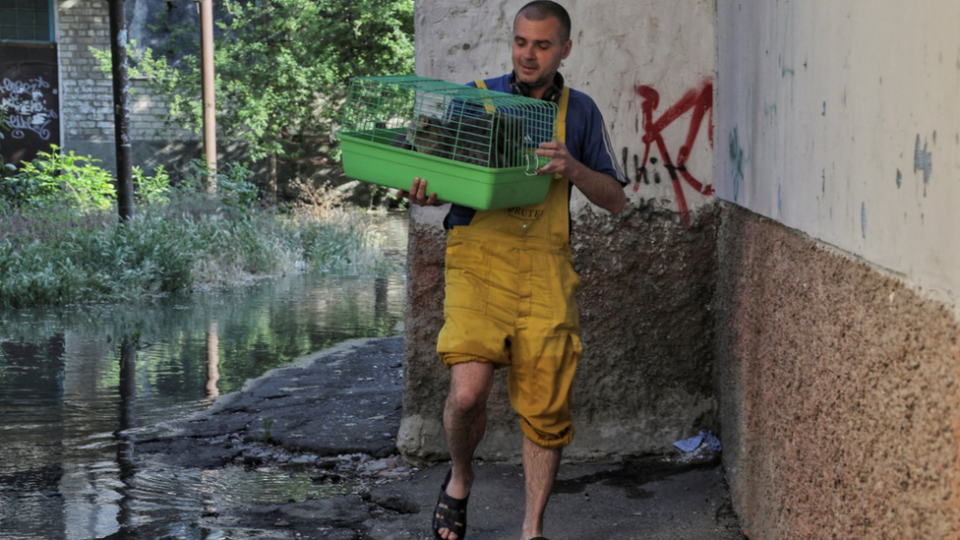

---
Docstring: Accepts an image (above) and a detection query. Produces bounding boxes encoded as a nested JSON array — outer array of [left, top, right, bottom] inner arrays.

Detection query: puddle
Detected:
[[0, 212, 407, 540]]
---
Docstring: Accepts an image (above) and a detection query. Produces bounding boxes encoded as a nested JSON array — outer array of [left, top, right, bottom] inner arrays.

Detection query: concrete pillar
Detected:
[[400, 0, 719, 462]]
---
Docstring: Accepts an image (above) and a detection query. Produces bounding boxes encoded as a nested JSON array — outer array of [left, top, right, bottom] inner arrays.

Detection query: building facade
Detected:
[[1, 0, 197, 172], [402, 1, 960, 537]]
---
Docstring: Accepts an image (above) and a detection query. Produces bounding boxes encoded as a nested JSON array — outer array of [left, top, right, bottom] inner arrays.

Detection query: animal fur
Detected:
[[401, 113, 524, 168]]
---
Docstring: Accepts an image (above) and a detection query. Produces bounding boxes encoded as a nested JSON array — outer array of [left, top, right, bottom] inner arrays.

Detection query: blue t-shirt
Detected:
[[444, 74, 627, 228]]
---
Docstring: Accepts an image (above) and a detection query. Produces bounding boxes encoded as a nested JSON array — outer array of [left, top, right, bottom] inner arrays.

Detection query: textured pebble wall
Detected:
[[399, 202, 721, 462], [715, 204, 960, 539]]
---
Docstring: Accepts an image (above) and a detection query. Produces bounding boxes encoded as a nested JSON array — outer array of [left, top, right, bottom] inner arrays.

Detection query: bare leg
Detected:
[[437, 361, 495, 540], [521, 437, 561, 540]]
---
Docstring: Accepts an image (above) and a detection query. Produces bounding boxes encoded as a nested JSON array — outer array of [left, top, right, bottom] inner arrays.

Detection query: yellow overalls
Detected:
[[437, 83, 581, 449]]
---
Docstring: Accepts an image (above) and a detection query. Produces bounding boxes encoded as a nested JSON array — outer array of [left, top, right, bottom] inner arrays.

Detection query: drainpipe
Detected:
[[107, 0, 134, 221], [198, 0, 217, 192]]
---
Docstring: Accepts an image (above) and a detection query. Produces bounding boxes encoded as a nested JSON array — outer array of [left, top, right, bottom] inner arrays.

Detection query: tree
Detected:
[[129, 0, 414, 162]]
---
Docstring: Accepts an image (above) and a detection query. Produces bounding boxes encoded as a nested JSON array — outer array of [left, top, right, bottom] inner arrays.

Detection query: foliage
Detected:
[[0, 112, 17, 180], [5, 146, 116, 211], [0, 110, 21, 210], [99, 0, 414, 161], [133, 165, 171, 205], [178, 159, 259, 211], [0, 181, 387, 309], [1, 148, 176, 213], [258, 418, 275, 443]]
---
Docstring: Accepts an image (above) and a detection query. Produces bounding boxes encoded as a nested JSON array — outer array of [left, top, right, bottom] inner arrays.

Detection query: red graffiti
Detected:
[[630, 80, 714, 223]]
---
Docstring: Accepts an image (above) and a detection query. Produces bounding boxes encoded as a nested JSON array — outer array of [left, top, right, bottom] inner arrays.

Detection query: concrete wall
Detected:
[[399, 0, 720, 462], [715, 1, 960, 537], [716, 0, 960, 306]]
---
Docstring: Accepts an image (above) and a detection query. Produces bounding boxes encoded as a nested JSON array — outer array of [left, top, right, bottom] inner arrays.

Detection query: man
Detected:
[[399, 2, 627, 539]]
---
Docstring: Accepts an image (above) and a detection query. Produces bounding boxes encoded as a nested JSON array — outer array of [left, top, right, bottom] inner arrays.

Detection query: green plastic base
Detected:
[[338, 130, 551, 211]]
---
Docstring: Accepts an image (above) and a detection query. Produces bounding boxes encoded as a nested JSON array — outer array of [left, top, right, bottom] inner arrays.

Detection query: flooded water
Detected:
[[0, 213, 408, 540]]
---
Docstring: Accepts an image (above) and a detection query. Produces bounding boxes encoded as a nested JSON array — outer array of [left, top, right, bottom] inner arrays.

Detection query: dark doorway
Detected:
[[1, 0, 60, 166]]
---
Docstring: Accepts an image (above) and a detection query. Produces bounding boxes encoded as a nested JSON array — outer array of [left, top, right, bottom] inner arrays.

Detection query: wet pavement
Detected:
[[138, 336, 745, 540], [137, 337, 407, 468]]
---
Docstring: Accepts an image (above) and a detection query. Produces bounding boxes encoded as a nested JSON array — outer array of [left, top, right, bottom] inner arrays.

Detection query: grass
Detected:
[[0, 192, 392, 310]]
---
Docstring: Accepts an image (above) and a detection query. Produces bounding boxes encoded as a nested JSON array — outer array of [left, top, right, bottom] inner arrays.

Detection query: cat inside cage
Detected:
[[384, 92, 537, 170], [399, 112, 526, 169]]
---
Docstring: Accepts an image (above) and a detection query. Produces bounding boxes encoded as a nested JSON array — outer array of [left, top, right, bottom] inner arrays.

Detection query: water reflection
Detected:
[[115, 337, 137, 537], [206, 322, 220, 399], [0, 213, 408, 540]]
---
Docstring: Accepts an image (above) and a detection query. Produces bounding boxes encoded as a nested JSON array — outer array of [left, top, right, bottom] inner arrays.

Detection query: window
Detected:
[[0, 0, 53, 43]]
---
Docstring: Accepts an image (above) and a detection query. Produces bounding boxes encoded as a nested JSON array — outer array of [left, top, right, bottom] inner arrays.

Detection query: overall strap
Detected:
[[462, 83, 573, 245], [475, 79, 568, 142], [556, 86, 569, 143], [474, 79, 495, 114]]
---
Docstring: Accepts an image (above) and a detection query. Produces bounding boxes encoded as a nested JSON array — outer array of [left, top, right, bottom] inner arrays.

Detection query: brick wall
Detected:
[[57, 0, 196, 169], [58, 0, 113, 143], [130, 79, 190, 142]]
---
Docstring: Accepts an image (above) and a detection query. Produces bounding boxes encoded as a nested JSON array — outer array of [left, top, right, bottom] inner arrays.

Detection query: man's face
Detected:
[[511, 13, 572, 96]]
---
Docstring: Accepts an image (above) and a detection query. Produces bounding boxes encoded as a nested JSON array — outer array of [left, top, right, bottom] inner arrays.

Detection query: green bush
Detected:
[[0, 133, 17, 179], [0, 214, 199, 308], [0, 144, 390, 309], [133, 165, 171, 205], [13, 146, 116, 211], [0, 133, 20, 216], [178, 159, 258, 212], [0, 196, 387, 309]]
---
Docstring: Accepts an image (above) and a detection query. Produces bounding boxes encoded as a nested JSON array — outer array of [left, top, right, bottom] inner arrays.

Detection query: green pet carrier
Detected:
[[337, 75, 559, 210]]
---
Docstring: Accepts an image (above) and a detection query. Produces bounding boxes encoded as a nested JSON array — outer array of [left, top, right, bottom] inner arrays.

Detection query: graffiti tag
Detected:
[[623, 80, 714, 222], [1, 76, 59, 141]]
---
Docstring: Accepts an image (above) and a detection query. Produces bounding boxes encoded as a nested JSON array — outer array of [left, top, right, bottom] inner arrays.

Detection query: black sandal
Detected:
[[433, 469, 469, 540]]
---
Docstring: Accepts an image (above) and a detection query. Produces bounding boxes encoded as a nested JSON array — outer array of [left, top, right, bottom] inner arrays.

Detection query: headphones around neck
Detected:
[[510, 71, 565, 103]]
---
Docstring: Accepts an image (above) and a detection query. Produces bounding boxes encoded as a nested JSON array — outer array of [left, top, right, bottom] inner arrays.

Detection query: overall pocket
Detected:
[[443, 239, 489, 313]]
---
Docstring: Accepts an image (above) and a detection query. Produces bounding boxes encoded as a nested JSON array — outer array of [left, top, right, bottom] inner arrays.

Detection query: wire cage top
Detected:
[[337, 76, 560, 211], [339, 75, 558, 170]]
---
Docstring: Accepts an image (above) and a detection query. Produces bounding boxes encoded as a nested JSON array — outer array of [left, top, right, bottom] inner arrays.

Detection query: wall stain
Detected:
[[914, 134, 933, 196], [896, 169, 902, 189], [861, 202, 867, 239], [729, 127, 745, 203]]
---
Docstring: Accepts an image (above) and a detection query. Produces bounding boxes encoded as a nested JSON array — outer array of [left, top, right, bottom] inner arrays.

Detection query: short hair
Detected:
[[516, 1, 571, 43]]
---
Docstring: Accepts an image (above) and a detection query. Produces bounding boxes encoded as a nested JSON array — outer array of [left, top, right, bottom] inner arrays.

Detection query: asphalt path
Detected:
[[138, 336, 745, 540]]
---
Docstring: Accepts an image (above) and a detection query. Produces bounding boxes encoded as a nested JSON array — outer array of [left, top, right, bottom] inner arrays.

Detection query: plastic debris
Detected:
[[673, 429, 722, 453]]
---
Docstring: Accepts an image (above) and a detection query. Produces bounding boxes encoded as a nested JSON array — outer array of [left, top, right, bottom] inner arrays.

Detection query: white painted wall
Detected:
[[414, 0, 716, 219], [716, 0, 960, 305]]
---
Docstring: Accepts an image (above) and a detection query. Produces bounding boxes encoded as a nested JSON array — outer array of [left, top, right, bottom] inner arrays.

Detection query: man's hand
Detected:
[[396, 177, 440, 206], [534, 140, 582, 178], [536, 140, 626, 215]]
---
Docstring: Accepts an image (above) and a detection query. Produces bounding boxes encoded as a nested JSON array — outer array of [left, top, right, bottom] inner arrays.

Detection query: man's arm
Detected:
[[535, 140, 626, 214]]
